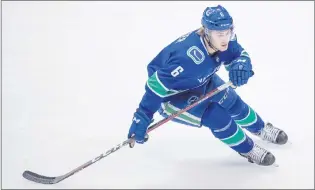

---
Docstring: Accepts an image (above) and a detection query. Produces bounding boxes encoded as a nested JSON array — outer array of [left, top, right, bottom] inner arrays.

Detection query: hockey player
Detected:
[[127, 5, 288, 166]]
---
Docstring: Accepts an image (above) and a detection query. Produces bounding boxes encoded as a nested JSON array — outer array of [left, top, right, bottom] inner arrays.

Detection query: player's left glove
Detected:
[[229, 57, 254, 87]]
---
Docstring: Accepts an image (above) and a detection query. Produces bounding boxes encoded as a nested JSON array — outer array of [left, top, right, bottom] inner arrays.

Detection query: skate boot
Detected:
[[240, 142, 276, 166], [255, 122, 288, 145]]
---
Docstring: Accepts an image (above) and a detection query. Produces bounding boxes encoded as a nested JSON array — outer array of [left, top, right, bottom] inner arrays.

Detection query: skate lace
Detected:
[[246, 143, 267, 164], [260, 123, 280, 143]]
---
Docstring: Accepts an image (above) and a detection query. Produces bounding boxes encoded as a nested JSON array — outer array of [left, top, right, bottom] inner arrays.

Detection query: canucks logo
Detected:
[[206, 8, 214, 16], [187, 46, 205, 65], [188, 96, 199, 105]]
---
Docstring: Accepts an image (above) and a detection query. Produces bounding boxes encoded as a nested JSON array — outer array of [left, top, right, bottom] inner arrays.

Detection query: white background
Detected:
[[2, 1, 314, 188]]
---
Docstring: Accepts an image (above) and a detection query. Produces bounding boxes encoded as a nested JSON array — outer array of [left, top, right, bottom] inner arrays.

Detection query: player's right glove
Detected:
[[127, 108, 151, 148], [229, 57, 254, 87]]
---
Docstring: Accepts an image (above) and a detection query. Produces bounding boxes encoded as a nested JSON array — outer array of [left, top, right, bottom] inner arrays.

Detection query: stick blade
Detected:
[[22, 170, 57, 184]]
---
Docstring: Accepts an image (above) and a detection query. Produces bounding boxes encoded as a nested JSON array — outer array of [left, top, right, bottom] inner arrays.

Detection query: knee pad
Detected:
[[214, 87, 238, 111], [227, 96, 246, 118], [201, 103, 232, 131]]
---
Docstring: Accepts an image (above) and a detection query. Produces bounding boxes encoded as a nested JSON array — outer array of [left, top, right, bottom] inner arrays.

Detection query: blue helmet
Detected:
[[201, 5, 233, 31]]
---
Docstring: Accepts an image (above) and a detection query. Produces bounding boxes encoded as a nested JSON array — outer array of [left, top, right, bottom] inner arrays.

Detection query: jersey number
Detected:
[[171, 66, 184, 77], [176, 32, 192, 43]]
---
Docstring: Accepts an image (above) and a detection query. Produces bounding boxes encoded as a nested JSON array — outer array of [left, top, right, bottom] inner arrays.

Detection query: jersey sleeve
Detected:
[[146, 64, 192, 98], [138, 57, 198, 118], [223, 34, 251, 71]]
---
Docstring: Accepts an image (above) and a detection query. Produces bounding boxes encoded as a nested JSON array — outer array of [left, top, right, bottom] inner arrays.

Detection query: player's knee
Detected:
[[201, 103, 232, 130], [226, 95, 246, 116], [216, 87, 238, 110]]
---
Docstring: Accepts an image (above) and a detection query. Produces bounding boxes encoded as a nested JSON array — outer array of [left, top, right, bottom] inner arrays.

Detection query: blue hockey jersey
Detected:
[[138, 29, 250, 119]]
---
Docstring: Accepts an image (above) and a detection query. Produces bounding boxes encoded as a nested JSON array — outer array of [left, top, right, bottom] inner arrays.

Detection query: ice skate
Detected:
[[240, 142, 276, 166], [255, 122, 288, 145]]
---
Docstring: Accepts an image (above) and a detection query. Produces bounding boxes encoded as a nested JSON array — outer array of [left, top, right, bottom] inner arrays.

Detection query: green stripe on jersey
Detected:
[[146, 72, 179, 98], [162, 103, 201, 126]]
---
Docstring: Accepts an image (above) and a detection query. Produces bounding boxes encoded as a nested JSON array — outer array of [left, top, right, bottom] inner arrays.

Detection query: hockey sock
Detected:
[[228, 96, 264, 134], [202, 103, 254, 153]]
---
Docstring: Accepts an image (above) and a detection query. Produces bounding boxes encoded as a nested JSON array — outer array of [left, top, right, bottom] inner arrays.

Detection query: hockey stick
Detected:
[[22, 81, 233, 184]]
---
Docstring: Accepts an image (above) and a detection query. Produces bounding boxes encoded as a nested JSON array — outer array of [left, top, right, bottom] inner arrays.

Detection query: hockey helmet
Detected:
[[201, 5, 233, 31]]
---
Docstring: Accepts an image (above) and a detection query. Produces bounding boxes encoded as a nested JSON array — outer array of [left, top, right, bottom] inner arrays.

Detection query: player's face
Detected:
[[209, 29, 232, 51]]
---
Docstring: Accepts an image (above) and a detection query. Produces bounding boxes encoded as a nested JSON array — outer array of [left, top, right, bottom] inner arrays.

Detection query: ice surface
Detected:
[[2, 1, 314, 189]]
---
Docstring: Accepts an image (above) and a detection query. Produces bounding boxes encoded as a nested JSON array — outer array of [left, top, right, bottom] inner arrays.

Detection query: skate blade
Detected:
[[287, 140, 292, 145], [265, 140, 292, 145], [272, 163, 279, 167]]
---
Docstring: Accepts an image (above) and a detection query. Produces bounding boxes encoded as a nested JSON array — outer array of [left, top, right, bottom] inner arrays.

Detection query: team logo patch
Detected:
[[187, 46, 205, 65], [188, 96, 199, 105], [206, 8, 214, 16]]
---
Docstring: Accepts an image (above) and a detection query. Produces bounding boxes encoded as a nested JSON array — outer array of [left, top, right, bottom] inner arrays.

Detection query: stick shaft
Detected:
[[23, 81, 232, 184]]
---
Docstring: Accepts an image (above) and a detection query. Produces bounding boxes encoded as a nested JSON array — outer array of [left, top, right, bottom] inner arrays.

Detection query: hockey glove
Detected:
[[128, 109, 151, 148], [229, 57, 254, 87]]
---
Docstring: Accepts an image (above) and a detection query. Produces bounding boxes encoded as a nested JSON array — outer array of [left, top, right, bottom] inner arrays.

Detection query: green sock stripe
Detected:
[[235, 106, 257, 127], [221, 126, 246, 146]]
